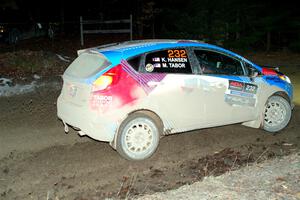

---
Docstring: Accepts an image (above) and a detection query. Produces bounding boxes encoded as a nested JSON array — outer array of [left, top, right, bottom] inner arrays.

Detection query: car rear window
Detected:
[[144, 49, 192, 74], [65, 53, 110, 78]]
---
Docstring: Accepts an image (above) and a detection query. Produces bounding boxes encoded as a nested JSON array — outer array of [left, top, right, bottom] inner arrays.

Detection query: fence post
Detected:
[[80, 16, 84, 46], [130, 14, 133, 40]]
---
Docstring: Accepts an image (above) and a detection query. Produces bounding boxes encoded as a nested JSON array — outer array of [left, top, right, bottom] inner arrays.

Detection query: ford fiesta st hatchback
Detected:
[[57, 40, 293, 160]]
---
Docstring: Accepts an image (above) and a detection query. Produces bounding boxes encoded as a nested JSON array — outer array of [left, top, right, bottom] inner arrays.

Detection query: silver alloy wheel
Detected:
[[124, 118, 154, 153], [263, 95, 291, 132], [118, 114, 160, 160], [264, 101, 286, 126]]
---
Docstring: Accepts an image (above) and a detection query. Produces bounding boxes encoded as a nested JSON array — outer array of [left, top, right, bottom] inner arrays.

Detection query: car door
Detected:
[[139, 48, 206, 132], [191, 49, 259, 126]]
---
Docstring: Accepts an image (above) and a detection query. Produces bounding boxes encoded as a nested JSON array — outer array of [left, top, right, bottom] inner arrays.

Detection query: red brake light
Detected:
[[262, 68, 277, 76], [92, 65, 121, 92]]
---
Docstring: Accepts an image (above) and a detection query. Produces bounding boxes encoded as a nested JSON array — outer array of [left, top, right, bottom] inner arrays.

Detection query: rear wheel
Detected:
[[116, 112, 162, 160], [263, 95, 291, 133]]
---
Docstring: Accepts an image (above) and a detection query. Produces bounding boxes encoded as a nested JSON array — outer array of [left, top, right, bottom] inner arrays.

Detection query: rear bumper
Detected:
[[57, 94, 117, 142]]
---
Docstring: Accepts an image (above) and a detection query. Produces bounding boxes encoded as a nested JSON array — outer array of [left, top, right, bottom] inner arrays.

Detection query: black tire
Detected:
[[263, 95, 291, 133], [116, 111, 162, 160]]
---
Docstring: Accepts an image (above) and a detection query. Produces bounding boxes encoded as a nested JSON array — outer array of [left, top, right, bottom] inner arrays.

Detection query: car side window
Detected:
[[127, 56, 141, 71], [194, 50, 244, 76], [143, 49, 192, 74]]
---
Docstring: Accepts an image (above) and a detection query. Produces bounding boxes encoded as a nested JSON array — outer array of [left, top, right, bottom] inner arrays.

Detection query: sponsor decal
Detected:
[[244, 83, 258, 94], [164, 49, 188, 69], [146, 49, 191, 72], [167, 57, 188, 62], [122, 60, 166, 94], [228, 80, 258, 94], [167, 49, 187, 58], [145, 63, 154, 72], [230, 90, 254, 98], [229, 80, 243, 91], [225, 80, 258, 107], [169, 63, 185, 68], [97, 95, 113, 106], [90, 95, 113, 110], [153, 63, 161, 68], [152, 57, 160, 62]]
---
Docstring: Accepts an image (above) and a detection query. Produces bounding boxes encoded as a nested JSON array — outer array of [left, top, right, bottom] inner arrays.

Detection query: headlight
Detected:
[[279, 75, 291, 84], [285, 75, 291, 84]]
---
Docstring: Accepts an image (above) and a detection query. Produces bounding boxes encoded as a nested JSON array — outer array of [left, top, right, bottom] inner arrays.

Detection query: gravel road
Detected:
[[139, 153, 300, 200]]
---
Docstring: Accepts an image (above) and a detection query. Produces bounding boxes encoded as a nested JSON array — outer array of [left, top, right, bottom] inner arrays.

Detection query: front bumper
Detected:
[[57, 94, 117, 142]]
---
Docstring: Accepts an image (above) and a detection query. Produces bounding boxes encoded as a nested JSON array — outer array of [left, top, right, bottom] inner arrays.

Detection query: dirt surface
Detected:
[[0, 40, 300, 199], [0, 50, 69, 81], [139, 153, 300, 200], [0, 80, 299, 199]]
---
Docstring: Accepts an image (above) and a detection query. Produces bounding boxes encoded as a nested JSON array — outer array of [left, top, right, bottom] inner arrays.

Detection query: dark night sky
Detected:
[[1, 0, 299, 22], [1, 0, 299, 50], [1, 0, 139, 22]]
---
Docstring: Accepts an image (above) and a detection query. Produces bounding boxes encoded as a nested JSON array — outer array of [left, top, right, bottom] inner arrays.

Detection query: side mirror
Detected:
[[249, 68, 258, 78], [249, 68, 258, 82]]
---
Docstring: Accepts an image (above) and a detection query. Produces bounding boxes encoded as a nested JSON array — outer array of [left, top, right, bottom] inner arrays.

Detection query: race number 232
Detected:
[[168, 49, 187, 58], [245, 84, 258, 94]]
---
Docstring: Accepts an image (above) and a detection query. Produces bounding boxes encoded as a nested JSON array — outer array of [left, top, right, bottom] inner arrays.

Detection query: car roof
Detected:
[[96, 39, 216, 59], [80, 40, 262, 85], [78, 39, 257, 69]]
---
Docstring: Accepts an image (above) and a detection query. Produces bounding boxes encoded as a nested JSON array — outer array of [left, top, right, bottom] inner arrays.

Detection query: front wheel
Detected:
[[116, 112, 161, 160], [263, 95, 291, 133]]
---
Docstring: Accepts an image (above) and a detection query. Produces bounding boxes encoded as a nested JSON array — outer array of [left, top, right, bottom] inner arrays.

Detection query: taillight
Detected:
[[262, 68, 277, 76], [92, 66, 121, 92], [93, 75, 113, 91]]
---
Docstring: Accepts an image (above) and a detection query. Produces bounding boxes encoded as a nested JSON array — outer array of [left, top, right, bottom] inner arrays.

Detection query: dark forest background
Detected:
[[1, 0, 300, 51]]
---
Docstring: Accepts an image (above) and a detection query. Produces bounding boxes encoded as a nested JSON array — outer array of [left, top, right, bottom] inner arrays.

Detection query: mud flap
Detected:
[[63, 121, 69, 133]]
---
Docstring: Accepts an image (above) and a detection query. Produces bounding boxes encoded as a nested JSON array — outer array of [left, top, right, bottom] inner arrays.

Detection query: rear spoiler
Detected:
[[77, 43, 120, 56], [77, 48, 99, 56]]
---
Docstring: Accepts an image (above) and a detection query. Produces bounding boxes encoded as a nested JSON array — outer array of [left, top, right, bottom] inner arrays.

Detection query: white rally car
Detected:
[[57, 40, 293, 160]]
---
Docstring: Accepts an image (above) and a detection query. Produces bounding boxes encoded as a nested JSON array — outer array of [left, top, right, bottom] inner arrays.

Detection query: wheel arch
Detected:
[[110, 108, 164, 149], [270, 91, 291, 105], [242, 90, 291, 129], [262, 92, 292, 132]]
